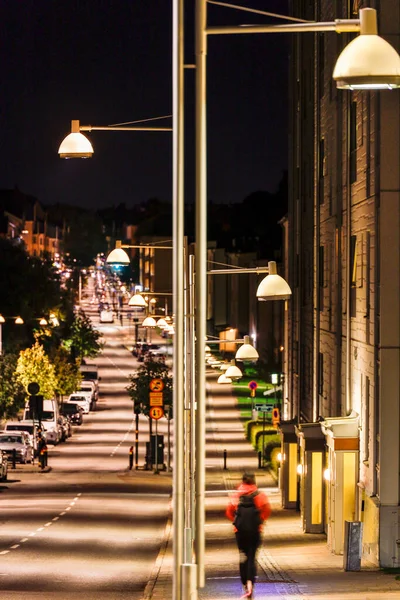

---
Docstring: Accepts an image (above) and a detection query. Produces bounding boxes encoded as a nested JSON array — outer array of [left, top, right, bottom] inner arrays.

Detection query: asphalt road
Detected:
[[0, 317, 171, 600]]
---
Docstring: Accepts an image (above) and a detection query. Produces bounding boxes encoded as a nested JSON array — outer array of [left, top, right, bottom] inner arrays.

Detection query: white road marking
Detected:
[[59, 512, 66, 516], [29, 533, 36, 537], [10, 545, 19, 549], [65, 507, 71, 511], [44, 522, 52, 527], [69, 502, 75, 506], [36, 527, 44, 532], [0, 551, 9, 555], [20, 538, 29, 543], [52, 517, 59, 521]]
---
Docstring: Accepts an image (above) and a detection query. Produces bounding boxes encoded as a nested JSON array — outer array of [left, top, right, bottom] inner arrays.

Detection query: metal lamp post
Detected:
[[57, 2, 186, 596]]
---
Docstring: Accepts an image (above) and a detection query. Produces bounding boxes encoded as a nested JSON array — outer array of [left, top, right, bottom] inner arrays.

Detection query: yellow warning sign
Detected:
[[150, 392, 164, 406]]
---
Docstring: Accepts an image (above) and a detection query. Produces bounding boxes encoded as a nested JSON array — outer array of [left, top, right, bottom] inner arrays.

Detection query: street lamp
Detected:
[[57, 4, 186, 596], [128, 293, 148, 308], [194, 2, 400, 589], [106, 239, 173, 267], [58, 118, 172, 159], [217, 373, 232, 384], [207, 261, 292, 301], [225, 360, 243, 380]]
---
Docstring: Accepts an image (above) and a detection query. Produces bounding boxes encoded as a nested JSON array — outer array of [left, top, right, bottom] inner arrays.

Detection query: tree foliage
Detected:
[[52, 347, 82, 399], [127, 357, 173, 417], [0, 238, 69, 353], [63, 310, 103, 360], [15, 341, 57, 399], [0, 353, 25, 419]]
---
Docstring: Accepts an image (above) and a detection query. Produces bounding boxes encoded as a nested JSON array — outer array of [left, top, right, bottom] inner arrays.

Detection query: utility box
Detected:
[[145, 435, 165, 469], [343, 521, 362, 571]]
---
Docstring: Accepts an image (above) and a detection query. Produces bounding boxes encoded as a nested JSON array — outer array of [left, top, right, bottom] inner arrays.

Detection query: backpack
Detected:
[[233, 491, 262, 535]]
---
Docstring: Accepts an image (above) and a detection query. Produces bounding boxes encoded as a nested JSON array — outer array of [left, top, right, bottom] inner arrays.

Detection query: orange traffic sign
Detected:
[[150, 392, 164, 406], [272, 407, 280, 429], [150, 406, 164, 420], [149, 378, 165, 392]]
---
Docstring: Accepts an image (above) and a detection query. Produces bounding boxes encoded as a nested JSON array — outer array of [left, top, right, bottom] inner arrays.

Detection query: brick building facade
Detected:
[[285, 0, 400, 566]]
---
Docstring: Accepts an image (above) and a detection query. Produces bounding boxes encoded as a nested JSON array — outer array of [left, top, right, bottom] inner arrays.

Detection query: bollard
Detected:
[[258, 450, 262, 469], [223, 449, 227, 470], [129, 446, 133, 470], [12, 449, 16, 470], [44, 446, 48, 468]]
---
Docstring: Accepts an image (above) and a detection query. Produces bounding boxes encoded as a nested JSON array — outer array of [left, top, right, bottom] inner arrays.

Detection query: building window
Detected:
[[350, 101, 357, 184], [318, 138, 325, 204], [293, 341, 299, 375], [318, 352, 324, 396], [319, 246, 324, 311], [318, 35, 325, 99], [350, 235, 357, 317], [32, 235, 36, 243], [363, 376, 370, 462]]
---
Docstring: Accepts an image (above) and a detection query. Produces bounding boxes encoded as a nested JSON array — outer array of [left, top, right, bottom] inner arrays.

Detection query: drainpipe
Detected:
[[295, 32, 302, 423], [314, 27, 321, 423], [372, 92, 380, 497], [345, 95, 352, 415]]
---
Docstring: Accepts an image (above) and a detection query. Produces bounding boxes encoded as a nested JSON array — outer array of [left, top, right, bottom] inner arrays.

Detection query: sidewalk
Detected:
[[144, 369, 400, 600], [145, 466, 400, 599]]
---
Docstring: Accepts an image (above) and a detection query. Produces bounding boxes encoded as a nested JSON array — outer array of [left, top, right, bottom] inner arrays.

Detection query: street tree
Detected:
[[0, 353, 25, 419], [53, 347, 82, 401], [63, 310, 103, 360], [15, 341, 57, 399], [127, 357, 173, 417], [127, 356, 173, 457]]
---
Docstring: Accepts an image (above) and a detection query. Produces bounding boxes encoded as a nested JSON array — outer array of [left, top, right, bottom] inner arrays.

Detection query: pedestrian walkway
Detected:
[[145, 368, 400, 600]]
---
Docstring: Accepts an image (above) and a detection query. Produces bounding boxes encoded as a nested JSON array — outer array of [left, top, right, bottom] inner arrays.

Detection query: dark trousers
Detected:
[[235, 531, 261, 585]]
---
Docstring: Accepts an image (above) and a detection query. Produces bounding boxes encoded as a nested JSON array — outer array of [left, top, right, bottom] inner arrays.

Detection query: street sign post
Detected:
[[248, 380, 258, 391], [150, 406, 164, 420], [150, 392, 164, 406], [272, 407, 280, 428], [255, 404, 273, 413], [149, 378, 165, 392]]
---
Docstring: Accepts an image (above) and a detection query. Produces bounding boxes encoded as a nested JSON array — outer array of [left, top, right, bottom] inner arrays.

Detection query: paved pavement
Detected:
[[81, 295, 400, 599], [143, 369, 400, 600]]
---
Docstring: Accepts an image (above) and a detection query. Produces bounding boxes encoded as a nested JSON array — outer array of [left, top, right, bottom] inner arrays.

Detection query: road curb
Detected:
[[143, 513, 172, 599]]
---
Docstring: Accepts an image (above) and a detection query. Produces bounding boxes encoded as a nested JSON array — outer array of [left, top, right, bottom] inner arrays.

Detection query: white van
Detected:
[[23, 399, 61, 445], [80, 364, 100, 399]]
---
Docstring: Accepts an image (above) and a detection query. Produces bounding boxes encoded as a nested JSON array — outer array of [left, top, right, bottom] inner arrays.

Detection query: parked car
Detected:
[[77, 380, 97, 407], [146, 344, 171, 359], [0, 432, 34, 464], [0, 450, 8, 481], [60, 403, 83, 425], [4, 420, 39, 452], [57, 415, 72, 441], [100, 309, 114, 323], [66, 393, 91, 414]]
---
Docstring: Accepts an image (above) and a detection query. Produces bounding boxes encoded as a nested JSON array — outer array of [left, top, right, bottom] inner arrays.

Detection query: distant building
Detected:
[[0, 189, 63, 260]]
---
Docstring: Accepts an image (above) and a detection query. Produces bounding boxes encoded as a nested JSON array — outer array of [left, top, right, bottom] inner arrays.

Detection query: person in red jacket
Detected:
[[226, 472, 271, 598]]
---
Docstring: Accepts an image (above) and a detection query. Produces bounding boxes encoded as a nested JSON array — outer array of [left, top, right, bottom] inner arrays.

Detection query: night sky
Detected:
[[0, 1, 288, 210]]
